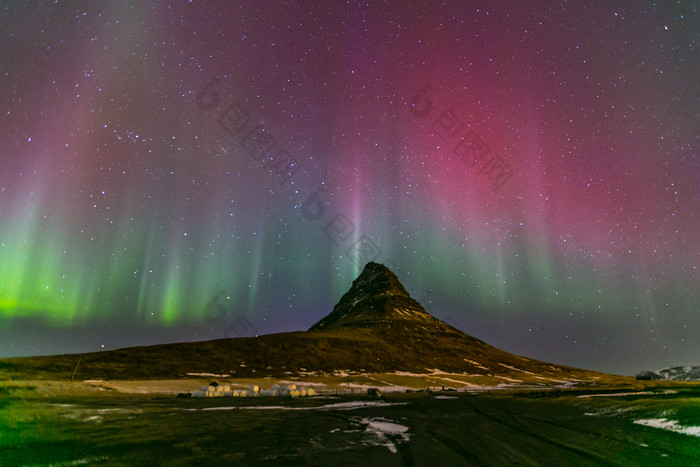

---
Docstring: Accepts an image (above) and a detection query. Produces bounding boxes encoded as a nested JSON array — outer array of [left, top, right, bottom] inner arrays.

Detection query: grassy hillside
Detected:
[[1, 324, 614, 382], [0, 262, 628, 384]]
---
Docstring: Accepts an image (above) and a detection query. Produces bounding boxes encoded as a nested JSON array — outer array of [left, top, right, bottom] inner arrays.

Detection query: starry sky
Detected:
[[1, 1, 698, 375]]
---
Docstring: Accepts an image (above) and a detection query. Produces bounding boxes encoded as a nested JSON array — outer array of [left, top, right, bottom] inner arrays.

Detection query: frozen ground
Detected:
[[20, 370, 605, 398], [634, 418, 700, 437], [3, 385, 700, 465]]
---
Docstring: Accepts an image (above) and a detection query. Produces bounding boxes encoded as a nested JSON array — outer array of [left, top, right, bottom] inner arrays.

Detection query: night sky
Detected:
[[1, 1, 698, 375]]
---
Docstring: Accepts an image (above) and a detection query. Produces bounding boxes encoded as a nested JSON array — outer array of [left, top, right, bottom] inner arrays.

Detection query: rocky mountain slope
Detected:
[[636, 366, 700, 381], [310, 261, 450, 332]]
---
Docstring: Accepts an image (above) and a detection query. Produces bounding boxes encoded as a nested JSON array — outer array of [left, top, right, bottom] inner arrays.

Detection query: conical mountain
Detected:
[[309, 262, 452, 332], [303, 261, 601, 380], [1, 262, 620, 385]]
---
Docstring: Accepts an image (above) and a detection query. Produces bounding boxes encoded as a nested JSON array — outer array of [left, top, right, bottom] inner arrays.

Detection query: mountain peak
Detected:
[[348, 261, 411, 297], [309, 262, 447, 331]]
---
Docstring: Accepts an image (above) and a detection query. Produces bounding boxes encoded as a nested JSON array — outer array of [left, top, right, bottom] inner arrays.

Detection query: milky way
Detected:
[[1, 1, 698, 374]]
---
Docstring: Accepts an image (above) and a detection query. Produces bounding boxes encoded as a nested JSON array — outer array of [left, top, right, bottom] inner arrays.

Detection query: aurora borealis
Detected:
[[1, 1, 698, 375]]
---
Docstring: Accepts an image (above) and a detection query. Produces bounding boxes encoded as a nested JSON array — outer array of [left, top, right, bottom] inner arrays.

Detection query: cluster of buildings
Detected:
[[191, 383, 317, 398]]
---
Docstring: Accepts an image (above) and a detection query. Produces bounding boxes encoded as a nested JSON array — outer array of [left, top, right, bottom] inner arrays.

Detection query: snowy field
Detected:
[[3, 385, 700, 465], [42, 369, 608, 398]]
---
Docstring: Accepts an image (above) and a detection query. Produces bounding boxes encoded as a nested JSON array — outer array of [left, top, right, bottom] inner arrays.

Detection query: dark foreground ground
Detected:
[[2, 387, 699, 466]]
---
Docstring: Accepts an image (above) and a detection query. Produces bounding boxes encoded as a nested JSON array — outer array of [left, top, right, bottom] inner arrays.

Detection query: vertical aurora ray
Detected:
[[246, 224, 265, 318], [0, 1, 698, 374], [135, 218, 162, 322]]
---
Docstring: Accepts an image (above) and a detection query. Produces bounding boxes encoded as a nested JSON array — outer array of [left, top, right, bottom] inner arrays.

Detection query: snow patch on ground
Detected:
[[493, 375, 522, 383], [186, 372, 231, 377], [360, 417, 410, 453], [583, 406, 640, 417], [393, 370, 460, 377], [498, 363, 520, 371], [321, 401, 407, 410], [185, 400, 407, 412], [48, 456, 110, 466], [497, 362, 539, 376], [53, 404, 143, 422], [533, 376, 569, 383], [432, 376, 479, 387], [577, 390, 676, 398], [634, 418, 700, 437], [463, 358, 489, 370]]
